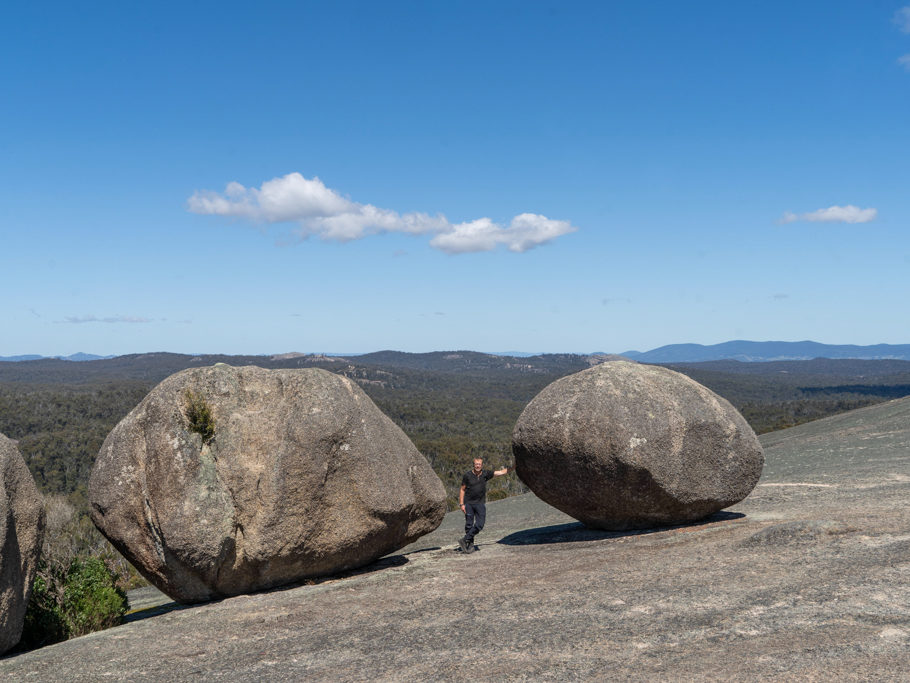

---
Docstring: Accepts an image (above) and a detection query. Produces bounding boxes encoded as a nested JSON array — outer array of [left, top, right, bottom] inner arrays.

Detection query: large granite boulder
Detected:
[[1, 433, 45, 654], [89, 365, 446, 603], [512, 361, 763, 529]]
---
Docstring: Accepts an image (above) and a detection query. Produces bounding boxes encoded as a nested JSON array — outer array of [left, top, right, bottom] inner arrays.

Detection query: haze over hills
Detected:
[[0, 353, 112, 362], [620, 340, 910, 363], [5, 340, 910, 364]]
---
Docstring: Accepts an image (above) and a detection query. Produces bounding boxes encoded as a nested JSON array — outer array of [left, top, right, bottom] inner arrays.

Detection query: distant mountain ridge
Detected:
[[621, 341, 910, 363], [4, 341, 910, 364], [0, 353, 112, 362]]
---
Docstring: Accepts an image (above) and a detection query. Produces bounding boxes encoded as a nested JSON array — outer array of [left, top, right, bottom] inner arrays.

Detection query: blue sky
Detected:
[[2, 1, 909, 356]]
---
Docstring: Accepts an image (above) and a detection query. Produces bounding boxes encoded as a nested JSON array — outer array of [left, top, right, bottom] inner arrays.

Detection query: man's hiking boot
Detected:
[[465, 543, 476, 554], [458, 536, 470, 553]]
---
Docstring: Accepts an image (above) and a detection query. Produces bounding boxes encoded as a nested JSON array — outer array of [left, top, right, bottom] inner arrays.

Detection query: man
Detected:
[[458, 458, 510, 553]]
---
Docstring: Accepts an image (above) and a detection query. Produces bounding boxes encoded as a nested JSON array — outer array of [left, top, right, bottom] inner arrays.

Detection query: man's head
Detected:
[[473, 458, 483, 474]]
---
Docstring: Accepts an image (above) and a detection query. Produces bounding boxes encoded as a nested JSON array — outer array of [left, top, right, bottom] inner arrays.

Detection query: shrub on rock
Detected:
[[512, 361, 763, 530], [20, 555, 127, 649], [0, 433, 45, 654], [89, 365, 446, 603], [20, 494, 132, 650]]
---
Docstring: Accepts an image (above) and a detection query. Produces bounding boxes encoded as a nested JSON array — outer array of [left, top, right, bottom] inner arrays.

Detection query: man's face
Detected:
[[473, 459, 483, 474]]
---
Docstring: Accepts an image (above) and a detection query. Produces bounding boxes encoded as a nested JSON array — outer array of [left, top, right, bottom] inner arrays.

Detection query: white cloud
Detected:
[[59, 314, 152, 324], [505, 213, 577, 252], [779, 205, 878, 224], [429, 214, 576, 254], [429, 218, 501, 254], [899, 54, 910, 71], [188, 172, 577, 253], [189, 174, 354, 222], [300, 204, 447, 242], [895, 6, 910, 33]]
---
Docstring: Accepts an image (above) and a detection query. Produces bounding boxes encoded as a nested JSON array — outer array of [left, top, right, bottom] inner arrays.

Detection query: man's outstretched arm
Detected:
[[493, 466, 511, 477]]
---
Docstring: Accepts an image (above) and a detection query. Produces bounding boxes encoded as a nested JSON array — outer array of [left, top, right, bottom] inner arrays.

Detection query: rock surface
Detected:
[[512, 361, 763, 529], [0, 433, 45, 654], [88, 364, 446, 603], [3, 396, 910, 680]]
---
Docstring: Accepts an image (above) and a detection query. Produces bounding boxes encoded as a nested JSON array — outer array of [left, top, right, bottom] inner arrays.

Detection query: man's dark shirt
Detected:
[[462, 469, 494, 504]]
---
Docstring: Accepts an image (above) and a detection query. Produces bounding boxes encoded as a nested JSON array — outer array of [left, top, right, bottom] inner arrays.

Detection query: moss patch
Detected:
[[183, 389, 215, 443]]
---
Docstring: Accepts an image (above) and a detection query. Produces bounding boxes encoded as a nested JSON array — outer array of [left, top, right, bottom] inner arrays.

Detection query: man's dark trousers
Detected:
[[464, 502, 486, 544]]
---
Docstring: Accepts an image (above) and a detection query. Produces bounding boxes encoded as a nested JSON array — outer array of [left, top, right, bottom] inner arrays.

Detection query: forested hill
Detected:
[[5, 351, 909, 385], [352, 351, 619, 374], [3, 352, 910, 514], [667, 358, 910, 377], [0, 351, 601, 384]]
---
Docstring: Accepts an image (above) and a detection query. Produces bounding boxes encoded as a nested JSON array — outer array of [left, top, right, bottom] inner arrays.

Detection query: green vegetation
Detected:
[[19, 495, 133, 650], [61, 557, 128, 636], [0, 381, 149, 504], [183, 389, 215, 442], [21, 556, 127, 648], [20, 570, 68, 648], [360, 373, 541, 507], [738, 397, 884, 434]]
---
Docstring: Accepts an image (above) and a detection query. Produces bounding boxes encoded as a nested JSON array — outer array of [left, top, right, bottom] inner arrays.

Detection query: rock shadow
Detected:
[[124, 555, 410, 623], [124, 601, 190, 623], [497, 511, 745, 546]]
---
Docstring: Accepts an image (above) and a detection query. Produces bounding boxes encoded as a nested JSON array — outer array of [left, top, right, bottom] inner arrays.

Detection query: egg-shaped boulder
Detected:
[[512, 361, 763, 530], [0, 433, 45, 654], [89, 365, 446, 603]]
